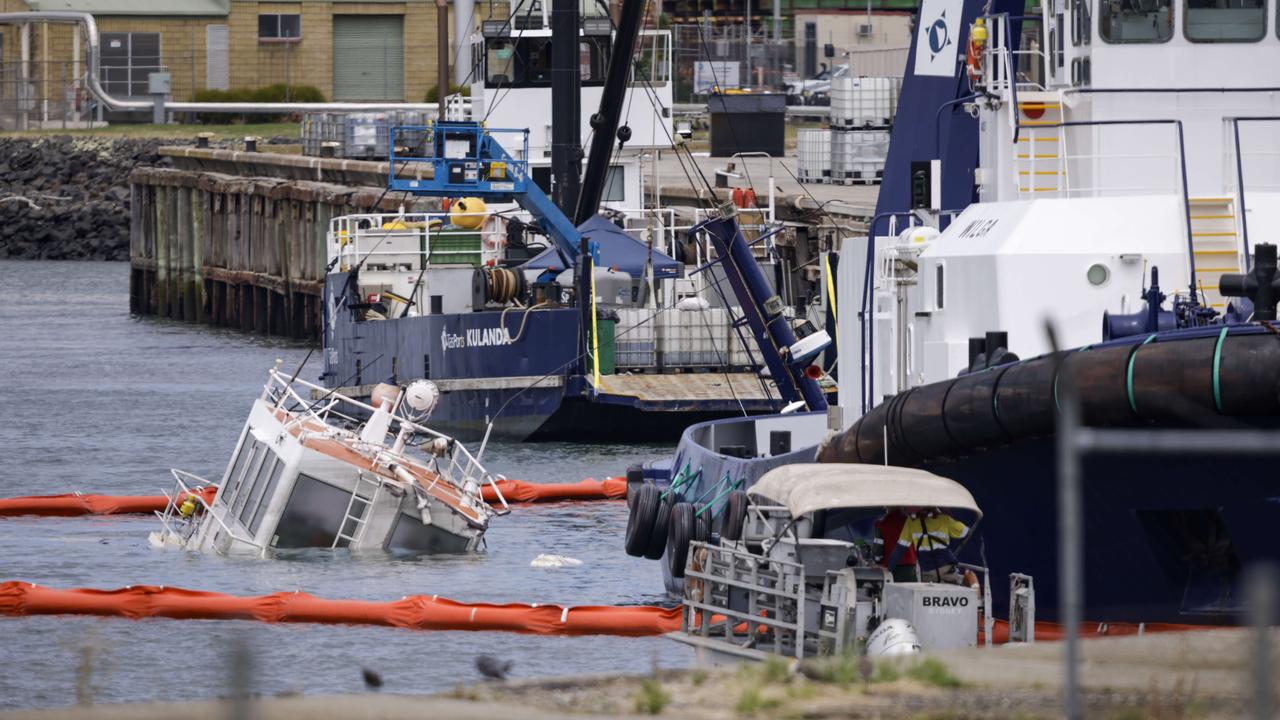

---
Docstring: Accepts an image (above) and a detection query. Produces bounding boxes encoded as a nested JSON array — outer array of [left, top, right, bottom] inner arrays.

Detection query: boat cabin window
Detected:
[[580, 37, 610, 82], [271, 474, 352, 549], [934, 262, 946, 310], [239, 455, 281, 527], [487, 39, 522, 85], [248, 457, 286, 534], [221, 436, 260, 509], [1184, 0, 1266, 41], [1099, 0, 1175, 43], [230, 446, 270, 521], [484, 36, 610, 88]]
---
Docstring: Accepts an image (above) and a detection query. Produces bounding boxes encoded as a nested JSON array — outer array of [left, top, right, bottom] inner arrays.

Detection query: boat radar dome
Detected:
[[451, 198, 487, 230], [404, 380, 441, 416]]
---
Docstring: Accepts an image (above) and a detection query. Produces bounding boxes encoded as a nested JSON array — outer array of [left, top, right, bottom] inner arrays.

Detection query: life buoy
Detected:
[[966, 18, 988, 83]]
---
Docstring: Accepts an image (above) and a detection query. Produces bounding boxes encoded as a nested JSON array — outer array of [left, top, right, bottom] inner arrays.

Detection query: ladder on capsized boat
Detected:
[[333, 472, 380, 549]]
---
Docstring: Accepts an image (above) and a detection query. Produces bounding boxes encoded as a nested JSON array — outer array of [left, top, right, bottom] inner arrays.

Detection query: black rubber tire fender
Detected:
[[720, 490, 749, 542], [625, 464, 644, 510], [624, 483, 661, 557], [644, 492, 677, 560], [695, 507, 711, 543], [666, 501, 696, 579]]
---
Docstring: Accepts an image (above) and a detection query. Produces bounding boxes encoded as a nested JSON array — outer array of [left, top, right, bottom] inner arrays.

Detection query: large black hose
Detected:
[[819, 329, 1280, 467]]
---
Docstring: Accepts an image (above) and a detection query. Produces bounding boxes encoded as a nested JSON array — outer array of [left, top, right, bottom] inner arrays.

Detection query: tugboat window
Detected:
[[934, 263, 945, 310], [603, 166, 625, 202], [1100, 0, 1174, 43], [486, 40, 522, 85], [485, 37, 610, 88], [580, 37, 610, 83], [1184, 0, 1265, 42]]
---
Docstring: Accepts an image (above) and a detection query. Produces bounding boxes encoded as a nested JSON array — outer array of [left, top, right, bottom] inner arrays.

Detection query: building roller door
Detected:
[[332, 15, 405, 101]]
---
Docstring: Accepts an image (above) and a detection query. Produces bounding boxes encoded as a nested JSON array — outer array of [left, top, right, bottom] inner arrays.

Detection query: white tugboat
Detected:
[[150, 364, 510, 556]]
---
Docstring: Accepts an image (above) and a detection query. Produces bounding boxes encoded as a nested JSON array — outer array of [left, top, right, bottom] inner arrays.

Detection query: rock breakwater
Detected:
[[0, 136, 169, 261]]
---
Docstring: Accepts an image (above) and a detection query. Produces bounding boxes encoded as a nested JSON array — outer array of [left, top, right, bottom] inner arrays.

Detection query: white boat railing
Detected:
[[155, 468, 265, 553], [681, 540, 812, 658], [262, 367, 510, 514], [328, 211, 501, 273]]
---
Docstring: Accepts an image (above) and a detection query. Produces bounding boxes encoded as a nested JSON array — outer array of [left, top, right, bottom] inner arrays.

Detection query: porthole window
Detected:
[[1087, 263, 1111, 287]]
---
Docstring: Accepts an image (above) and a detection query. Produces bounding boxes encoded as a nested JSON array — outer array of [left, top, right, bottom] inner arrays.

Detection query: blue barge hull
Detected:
[[321, 273, 779, 441]]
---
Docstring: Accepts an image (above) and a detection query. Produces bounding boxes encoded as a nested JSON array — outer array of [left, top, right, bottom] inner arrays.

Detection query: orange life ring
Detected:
[[966, 39, 985, 83]]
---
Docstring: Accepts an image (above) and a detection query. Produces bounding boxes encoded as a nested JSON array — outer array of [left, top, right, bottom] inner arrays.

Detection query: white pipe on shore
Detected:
[[0, 11, 444, 115]]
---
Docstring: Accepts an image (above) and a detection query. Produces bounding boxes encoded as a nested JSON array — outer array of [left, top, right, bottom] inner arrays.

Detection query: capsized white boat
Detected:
[[150, 364, 510, 556]]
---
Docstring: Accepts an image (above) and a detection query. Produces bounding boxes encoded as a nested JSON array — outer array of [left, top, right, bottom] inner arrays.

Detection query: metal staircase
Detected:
[[1188, 197, 1244, 310], [333, 472, 380, 549], [1014, 93, 1065, 198]]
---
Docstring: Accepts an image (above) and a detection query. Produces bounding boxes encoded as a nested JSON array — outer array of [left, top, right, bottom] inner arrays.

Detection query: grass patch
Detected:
[[735, 685, 781, 715], [905, 657, 964, 688], [761, 656, 791, 684], [690, 669, 709, 687], [633, 677, 671, 715], [874, 659, 902, 683]]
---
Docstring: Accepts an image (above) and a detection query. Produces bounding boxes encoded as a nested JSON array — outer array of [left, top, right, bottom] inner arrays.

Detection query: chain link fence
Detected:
[[0, 60, 92, 131], [671, 23, 791, 103]]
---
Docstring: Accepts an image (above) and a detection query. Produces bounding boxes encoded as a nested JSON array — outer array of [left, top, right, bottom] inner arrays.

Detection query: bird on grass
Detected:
[[475, 655, 514, 680], [361, 667, 384, 690]]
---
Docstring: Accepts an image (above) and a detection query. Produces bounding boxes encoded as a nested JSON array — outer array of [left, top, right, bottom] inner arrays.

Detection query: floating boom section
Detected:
[[875, 0, 1023, 220], [700, 212, 828, 411], [0, 477, 629, 517], [0, 581, 681, 637], [388, 122, 581, 261]]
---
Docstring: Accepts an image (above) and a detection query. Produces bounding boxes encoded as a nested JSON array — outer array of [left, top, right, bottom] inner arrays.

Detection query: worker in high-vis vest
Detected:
[[886, 507, 975, 586], [873, 508, 918, 582]]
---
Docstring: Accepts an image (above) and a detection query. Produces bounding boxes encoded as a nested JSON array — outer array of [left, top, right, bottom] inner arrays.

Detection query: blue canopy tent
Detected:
[[521, 215, 684, 279]]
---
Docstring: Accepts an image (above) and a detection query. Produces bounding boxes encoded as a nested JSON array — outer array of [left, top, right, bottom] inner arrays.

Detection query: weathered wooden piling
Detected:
[[129, 150, 439, 339]]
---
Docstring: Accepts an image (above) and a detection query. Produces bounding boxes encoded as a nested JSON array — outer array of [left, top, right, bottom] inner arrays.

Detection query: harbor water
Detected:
[[0, 261, 691, 710]]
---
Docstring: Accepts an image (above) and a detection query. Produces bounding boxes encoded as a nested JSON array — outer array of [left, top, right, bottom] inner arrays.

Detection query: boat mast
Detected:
[[550, 0, 582, 213], [574, 0, 646, 225]]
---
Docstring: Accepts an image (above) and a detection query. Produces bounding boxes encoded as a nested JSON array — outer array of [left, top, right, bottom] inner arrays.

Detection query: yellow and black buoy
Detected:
[[450, 197, 488, 230]]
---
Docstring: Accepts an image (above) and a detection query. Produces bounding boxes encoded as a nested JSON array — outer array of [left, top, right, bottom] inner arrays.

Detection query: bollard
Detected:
[[1248, 563, 1277, 720], [244, 136, 257, 153], [320, 141, 338, 158], [196, 132, 212, 149]]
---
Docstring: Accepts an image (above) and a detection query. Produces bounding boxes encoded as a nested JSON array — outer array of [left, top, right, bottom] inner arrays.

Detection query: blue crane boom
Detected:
[[387, 122, 583, 261]]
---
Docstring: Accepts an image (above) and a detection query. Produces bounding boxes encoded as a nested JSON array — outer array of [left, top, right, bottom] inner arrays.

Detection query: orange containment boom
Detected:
[[0, 581, 681, 637], [481, 477, 627, 503], [0, 487, 217, 517], [0, 478, 626, 518]]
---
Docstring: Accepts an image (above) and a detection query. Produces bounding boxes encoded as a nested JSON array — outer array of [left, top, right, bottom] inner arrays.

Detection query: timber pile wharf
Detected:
[[128, 148, 441, 339], [129, 146, 880, 340]]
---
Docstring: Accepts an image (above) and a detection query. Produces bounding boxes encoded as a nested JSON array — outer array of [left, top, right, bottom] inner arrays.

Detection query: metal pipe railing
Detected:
[[0, 11, 446, 114]]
